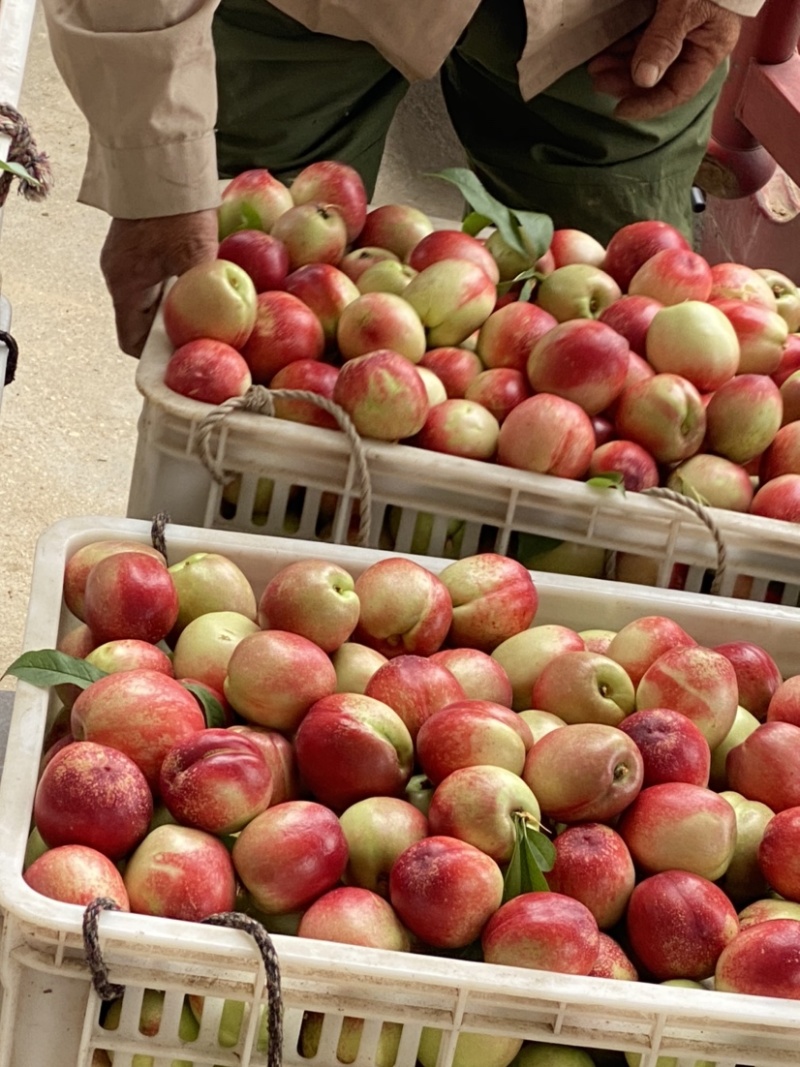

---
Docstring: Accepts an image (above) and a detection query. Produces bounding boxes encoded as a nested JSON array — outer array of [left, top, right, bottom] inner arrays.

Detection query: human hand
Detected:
[[586, 0, 742, 120], [100, 209, 220, 358]]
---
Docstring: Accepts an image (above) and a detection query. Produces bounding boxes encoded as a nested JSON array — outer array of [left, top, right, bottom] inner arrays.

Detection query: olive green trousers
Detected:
[[213, 0, 726, 243]]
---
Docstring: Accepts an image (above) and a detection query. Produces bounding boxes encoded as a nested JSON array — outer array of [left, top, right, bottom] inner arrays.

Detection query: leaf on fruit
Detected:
[[183, 683, 227, 729], [586, 472, 626, 491], [515, 269, 541, 304], [461, 211, 493, 237], [514, 210, 554, 263], [496, 269, 543, 305], [0, 159, 43, 187], [503, 813, 556, 902], [2, 649, 107, 689], [428, 168, 553, 259]]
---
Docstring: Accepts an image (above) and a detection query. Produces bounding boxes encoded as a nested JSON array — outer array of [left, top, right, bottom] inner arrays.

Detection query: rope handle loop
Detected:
[[150, 511, 171, 558], [82, 898, 126, 1002], [194, 385, 373, 547], [82, 899, 283, 1066], [642, 485, 728, 594]]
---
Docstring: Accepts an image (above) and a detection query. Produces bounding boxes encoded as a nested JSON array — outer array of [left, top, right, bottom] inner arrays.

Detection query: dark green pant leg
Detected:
[[441, 0, 725, 243], [213, 0, 409, 195]]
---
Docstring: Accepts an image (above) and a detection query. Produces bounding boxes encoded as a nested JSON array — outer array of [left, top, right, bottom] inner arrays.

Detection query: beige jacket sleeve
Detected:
[[716, 0, 767, 12], [40, 0, 222, 219]]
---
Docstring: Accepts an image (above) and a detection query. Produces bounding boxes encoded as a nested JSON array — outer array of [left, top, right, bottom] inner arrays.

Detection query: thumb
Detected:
[[630, 2, 691, 88]]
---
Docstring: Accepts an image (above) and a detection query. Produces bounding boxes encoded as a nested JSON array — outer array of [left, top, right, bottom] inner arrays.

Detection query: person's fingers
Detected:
[[100, 212, 219, 356], [588, 66, 638, 99], [155, 210, 220, 277], [588, 2, 743, 121], [613, 70, 703, 121], [110, 282, 165, 359], [587, 33, 638, 72], [628, 2, 688, 89], [101, 227, 166, 357], [611, 81, 686, 121], [630, 0, 741, 91], [613, 31, 737, 121], [586, 53, 630, 78]]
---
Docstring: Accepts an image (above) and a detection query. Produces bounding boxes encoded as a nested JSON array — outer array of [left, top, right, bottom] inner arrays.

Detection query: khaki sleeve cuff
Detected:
[[78, 131, 222, 220], [715, 0, 768, 15]]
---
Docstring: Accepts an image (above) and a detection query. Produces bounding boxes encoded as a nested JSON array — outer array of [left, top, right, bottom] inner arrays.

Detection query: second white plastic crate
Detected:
[[1, 517, 800, 1067], [130, 311, 800, 605]]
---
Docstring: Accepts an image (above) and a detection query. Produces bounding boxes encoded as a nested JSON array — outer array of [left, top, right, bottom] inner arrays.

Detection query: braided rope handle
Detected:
[[82, 898, 126, 1001], [641, 485, 728, 594], [205, 911, 283, 1067], [0, 103, 53, 205], [150, 511, 171, 558], [83, 899, 283, 1066], [195, 385, 374, 547]]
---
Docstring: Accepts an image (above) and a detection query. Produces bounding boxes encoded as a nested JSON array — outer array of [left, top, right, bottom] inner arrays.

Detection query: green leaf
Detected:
[[183, 683, 227, 729], [428, 168, 553, 261], [503, 831, 525, 901], [586, 471, 626, 491], [524, 827, 556, 872], [518, 274, 538, 303], [513, 210, 554, 262], [428, 168, 528, 255], [503, 812, 554, 902], [2, 649, 107, 690], [461, 211, 493, 237], [512, 267, 543, 285], [0, 160, 42, 186]]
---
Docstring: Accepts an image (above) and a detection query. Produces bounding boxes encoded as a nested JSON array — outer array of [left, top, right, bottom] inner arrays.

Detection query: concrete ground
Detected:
[[0, 5, 467, 732]]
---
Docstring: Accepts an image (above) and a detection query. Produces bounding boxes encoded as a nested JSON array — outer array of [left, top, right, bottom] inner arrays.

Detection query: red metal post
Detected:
[[702, 0, 800, 197], [745, 0, 800, 64], [698, 0, 800, 276]]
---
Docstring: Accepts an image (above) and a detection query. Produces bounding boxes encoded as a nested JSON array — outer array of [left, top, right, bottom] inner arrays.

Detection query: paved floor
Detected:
[[0, 8, 467, 713]]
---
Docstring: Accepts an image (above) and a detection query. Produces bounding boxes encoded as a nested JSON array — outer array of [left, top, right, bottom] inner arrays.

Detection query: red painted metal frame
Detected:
[[705, 0, 800, 195], [738, 57, 800, 186]]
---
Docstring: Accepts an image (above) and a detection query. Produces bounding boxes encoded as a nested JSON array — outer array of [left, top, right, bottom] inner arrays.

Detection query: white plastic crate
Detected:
[[130, 310, 800, 606], [1, 515, 800, 1067]]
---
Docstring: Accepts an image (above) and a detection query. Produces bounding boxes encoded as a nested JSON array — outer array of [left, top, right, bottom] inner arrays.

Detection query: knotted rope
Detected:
[[195, 385, 374, 546], [150, 511, 171, 559], [605, 488, 729, 597], [0, 104, 52, 206]]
